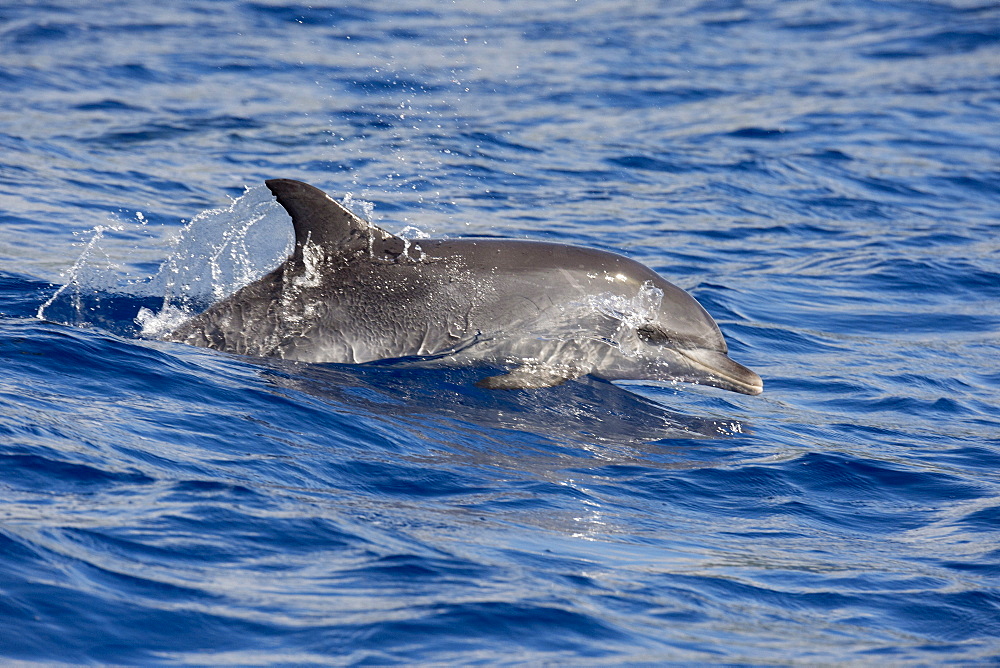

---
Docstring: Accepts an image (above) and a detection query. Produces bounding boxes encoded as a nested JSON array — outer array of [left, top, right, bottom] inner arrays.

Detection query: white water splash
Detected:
[[341, 192, 375, 222], [38, 185, 293, 338], [36, 223, 126, 321], [133, 303, 191, 339], [42, 184, 395, 341], [397, 225, 430, 240], [133, 186, 293, 338], [586, 281, 664, 356], [147, 185, 292, 307]]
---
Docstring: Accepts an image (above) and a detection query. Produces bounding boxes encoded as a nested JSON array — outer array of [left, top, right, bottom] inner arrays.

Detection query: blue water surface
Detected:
[[2, 0, 1000, 664]]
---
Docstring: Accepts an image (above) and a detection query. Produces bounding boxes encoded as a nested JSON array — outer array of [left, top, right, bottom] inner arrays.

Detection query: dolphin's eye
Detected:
[[637, 324, 672, 346]]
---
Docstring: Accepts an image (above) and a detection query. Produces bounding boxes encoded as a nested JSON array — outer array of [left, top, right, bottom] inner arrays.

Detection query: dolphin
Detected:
[[165, 179, 763, 395]]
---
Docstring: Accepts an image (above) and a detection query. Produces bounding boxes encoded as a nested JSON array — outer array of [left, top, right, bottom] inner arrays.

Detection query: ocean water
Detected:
[[2, 0, 1000, 663]]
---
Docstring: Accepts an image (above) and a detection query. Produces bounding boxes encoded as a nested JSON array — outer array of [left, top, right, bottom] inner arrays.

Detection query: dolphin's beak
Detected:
[[678, 348, 764, 396]]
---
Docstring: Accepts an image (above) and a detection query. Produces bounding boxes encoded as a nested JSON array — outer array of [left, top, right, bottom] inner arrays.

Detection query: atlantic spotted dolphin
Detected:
[[165, 179, 763, 395]]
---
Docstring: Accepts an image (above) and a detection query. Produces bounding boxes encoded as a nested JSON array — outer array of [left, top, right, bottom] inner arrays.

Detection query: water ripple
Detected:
[[1, 0, 999, 663]]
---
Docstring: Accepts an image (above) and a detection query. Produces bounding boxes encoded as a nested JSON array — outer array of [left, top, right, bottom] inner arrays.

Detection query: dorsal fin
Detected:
[[264, 178, 404, 262]]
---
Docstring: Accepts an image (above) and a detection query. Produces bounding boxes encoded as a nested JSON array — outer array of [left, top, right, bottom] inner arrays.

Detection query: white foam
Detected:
[[134, 303, 191, 339]]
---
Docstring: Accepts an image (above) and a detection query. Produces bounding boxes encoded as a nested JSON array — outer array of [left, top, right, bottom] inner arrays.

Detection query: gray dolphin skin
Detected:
[[165, 179, 763, 395]]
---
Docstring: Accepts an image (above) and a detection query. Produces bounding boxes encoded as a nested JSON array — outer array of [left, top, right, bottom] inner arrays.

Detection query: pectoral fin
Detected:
[[476, 364, 584, 390]]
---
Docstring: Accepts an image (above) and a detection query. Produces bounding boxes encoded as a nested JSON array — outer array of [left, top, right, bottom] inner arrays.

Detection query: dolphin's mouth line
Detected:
[[676, 349, 764, 395]]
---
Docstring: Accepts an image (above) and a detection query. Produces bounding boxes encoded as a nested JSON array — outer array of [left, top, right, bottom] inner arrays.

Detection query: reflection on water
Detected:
[[260, 358, 748, 451], [256, 357, 753, 543]]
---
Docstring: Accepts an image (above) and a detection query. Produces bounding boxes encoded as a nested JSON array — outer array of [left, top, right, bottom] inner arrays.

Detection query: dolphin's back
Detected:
[[165, 179, 761, 394]]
